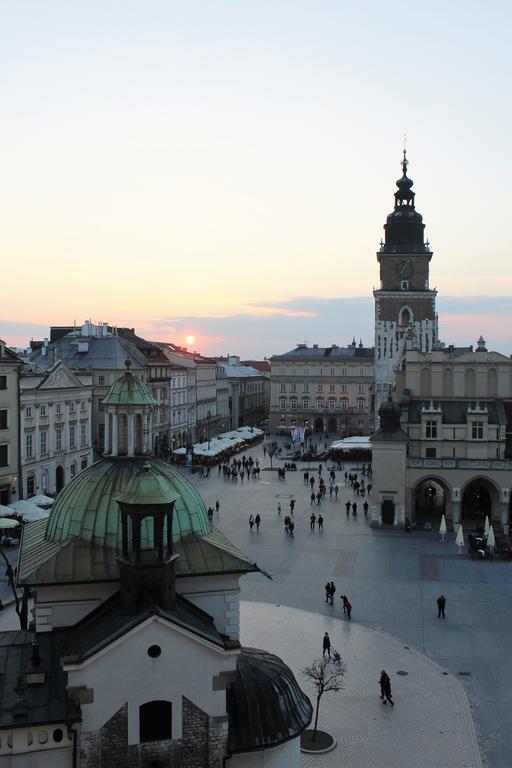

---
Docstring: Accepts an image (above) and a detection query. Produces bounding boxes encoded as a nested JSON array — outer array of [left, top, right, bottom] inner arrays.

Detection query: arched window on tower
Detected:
[[399, 308, 411, 327]]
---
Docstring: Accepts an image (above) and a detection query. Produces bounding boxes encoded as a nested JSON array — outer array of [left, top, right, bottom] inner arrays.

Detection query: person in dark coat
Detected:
[[341, 594, 349, 614], [346, 600, 352, 620], [323, 632, 331, 658], [345, 500, 351, 516], [289, 520, 295, 538], [437, 595, 446, 618], [352, 501, 357, 516], [325, 581, 331, 603], [379, 670, 394, 705], [310, 512, 316, 530], [329, 581, 336, 605], [255, 513, 261, 531], [318, 513, 324, 532], [249, 514, 254, 531]]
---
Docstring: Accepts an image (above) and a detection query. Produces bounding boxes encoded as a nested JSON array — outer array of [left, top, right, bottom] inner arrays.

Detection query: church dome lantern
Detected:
[[102, 361, 156, 458], [382, 151, 426, 254]]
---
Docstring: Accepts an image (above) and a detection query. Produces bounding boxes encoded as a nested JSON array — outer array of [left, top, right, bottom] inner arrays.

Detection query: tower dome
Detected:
[[382, 151, 426, 254]]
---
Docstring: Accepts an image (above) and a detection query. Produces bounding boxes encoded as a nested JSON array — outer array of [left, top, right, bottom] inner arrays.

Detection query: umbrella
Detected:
[[455, 523, 465, 553], [439, 514, 447, 542], [0, 518, 19, 529], [9, 500, 43, 517], [19, 507, 49, 523], [487, 525, 496, 550], [484, 516, 490, 535], [0, 504, 14, 516], [29, 494, 54, 507]]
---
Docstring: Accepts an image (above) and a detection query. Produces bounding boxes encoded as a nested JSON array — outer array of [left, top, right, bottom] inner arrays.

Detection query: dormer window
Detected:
[[401, 280, 409, 291]]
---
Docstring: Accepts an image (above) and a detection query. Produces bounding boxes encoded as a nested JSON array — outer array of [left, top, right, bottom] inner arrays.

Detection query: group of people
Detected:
[[248, 513, 262, 531], [324, 582, 352, 618], [345, 470, 371, 498], [219, 456, 260, 482]]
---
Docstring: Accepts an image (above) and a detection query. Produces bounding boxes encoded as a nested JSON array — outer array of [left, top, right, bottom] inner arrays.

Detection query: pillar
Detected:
[[104, 412, 110, 454], [112, 410, 119, 457], [128, 413, 135, 457]]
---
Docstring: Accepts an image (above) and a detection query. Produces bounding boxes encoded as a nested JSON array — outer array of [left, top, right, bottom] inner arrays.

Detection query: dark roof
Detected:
[[61, 592, 236, 664], [18, 528, 259, 586], [406, 400, 506, 425], [0, 630, 80, 728], [240, 360, 271, 373], [227, 647, 312, 753], [271, 345, 374, 362], [28, 335, 147, 371]]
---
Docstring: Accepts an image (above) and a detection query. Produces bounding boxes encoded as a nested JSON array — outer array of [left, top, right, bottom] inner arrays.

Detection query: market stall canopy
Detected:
[[17, 507, 49, 523], [9, 500, 45, 517], [0, 518, 19, 529], [28, 494, 55, 507]]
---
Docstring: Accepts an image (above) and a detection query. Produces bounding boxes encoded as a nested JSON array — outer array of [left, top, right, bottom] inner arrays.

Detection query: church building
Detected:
[[0, 365, 311, 767]]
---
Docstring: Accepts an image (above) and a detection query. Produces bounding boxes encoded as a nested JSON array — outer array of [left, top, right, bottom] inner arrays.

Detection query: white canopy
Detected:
[[9, 500, 45, 517], [28, 494, 54, 507], [330, 436, 372, 451], [19, 507, 50, 523], [0, 518, 19, 529]]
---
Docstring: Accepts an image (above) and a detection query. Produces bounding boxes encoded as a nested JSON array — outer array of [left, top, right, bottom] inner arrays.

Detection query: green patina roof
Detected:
[[115, 462, 179, 507], [103, 371, 155, 406], [46, 457, 211, 548]]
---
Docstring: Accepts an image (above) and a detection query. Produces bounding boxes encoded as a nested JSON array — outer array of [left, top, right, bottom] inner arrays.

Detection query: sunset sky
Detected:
[[2, 1, 511, 357]]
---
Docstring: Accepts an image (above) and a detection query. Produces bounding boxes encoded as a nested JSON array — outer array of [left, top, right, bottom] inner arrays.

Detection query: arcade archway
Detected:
[[461, 478, 498, 527], [413, 477, 448, 526], [314, 418, 324, 433]]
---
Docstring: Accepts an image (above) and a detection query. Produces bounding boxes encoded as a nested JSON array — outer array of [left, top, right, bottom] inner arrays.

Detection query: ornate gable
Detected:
[[38, 362, 83, 390]]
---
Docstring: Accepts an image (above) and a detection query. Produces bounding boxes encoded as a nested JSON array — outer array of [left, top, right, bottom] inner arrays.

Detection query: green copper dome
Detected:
[[103, 370, 155, 406], [46, 457, 211, 548]]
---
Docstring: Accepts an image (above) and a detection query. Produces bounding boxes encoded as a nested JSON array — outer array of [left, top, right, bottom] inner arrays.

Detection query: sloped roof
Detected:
[[407, 399, 506, 425], [271, 345, 374, 362], [28, 335, 146, 372]]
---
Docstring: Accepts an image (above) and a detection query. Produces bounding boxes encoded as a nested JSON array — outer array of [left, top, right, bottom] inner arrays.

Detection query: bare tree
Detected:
[[0, 548, 29, 630], [303, 656, 346, 741]]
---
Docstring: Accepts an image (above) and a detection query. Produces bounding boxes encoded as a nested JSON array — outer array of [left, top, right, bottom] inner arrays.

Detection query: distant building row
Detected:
[[0, 321, 269, 501]]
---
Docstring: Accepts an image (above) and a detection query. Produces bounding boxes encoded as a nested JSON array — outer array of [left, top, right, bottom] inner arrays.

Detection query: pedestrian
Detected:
[[335, 484, 339, 499], [437, 595, 446, 619], [322, 632, 331, 658], [310, 491, 316, 506], [316, 492, 322, 506], [379, 670, 394, 705], [352, 501, 357, 516], [284, 515, 290, 535], [289, 520, 295, 538], [310, 512, 316, 531], [329, 581, 336, 605], [345, 500, 351, 516], [363, 501, 369, 517], [318, 513, 324, 532], [310, 477, 315, 489], [290, 498, 295, 514], [249, 514, 254, 531], [325, 581, 331, 603], [346, 600, 352, 620], [207, 506, 214, 522], [341, 594, 349, 614], [255, 513, 261, 532], [277, 502, 281, 515], [215, 500, 220, 514]]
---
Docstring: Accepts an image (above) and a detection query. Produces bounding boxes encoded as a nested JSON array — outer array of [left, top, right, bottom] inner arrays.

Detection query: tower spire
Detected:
[[402, 134, 408, 175]]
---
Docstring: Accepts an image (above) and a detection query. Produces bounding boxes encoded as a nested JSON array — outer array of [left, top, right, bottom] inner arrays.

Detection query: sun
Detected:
[[185, 335, 195, 346]]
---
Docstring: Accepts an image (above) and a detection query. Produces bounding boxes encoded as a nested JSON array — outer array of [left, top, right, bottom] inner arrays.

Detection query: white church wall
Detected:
[[178, 574, 241, 639], [35, 583, 118, 632], [227, 736, 300, 767], [65, 615, 238, 744], [0, 725, 73, 767]]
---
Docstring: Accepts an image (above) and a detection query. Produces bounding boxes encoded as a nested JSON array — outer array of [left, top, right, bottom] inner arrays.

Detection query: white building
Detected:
[[0, 341, 22, 505], [19, 361, 93, 498]]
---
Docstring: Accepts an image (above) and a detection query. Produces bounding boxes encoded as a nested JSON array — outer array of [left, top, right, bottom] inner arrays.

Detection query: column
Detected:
[[451, 488, 461, 529], [112, 410, 119, 456], [128, 413, 135, 457], [500, 488, 510, 533], [104, 412, 110, 455]]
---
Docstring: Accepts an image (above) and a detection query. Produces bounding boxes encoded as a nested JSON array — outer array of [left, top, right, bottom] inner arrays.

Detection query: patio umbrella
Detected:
[[29, 494, 54, 507], [455, 523, 465, 553], [0, 518, 19, 529], [9, 500, 43, 517], [487, 525, 496, 550], [484, 516, 490, 535], [439, 514, 447, 542]]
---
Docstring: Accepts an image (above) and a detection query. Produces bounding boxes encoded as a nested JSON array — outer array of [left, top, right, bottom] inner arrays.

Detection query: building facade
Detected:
[[0, 341, 22, 505], [269, 341, 374, 436], [19, 361, 94, 498], [215, 357, 268, 429], [373, 152, 438, 421]]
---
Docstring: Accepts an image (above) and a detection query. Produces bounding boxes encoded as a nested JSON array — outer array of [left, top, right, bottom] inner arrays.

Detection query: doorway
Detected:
[[382, 500, 395, 525]]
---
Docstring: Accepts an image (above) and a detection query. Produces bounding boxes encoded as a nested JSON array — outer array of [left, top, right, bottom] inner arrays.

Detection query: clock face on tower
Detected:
[[397, 258, 413, 280]]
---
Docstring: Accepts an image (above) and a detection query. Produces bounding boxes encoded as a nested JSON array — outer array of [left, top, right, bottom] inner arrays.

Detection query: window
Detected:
[[55, 428, 62, 452], [291, 368, 297, 375], [0, 445, 7, 467], [317, 384, 323, 392], [329, 384, 335, 393], [280, 383, 286, 392], [81, 458, 88, 470], [318, 368, 323, 376], [400, 280, 409, 291], [69, 425, 76, 449], [341, 368, 347, 377], [291, 384, 297, 393], [358, 383, 365, 393], [304, 368, 309, 375], [98, 400, 104, 412], [341, 383, 347, 393], [316, 399, 323, 410], [357, 400, 365, 412], [290, 398, 297, 410], [98, 375, 105, 385], [472, 421, 484, 440], [341, 400, 348, 411], [280, 398, 286, 410], [139, 700, 172, 743], [69, 402, 75, 413], [40, 405, 46, 416], [303, 398, 309, 410], [70, 462, 77, 478], [80, 423, 87, 447], [0, 410, 7, 430], [330, 368, 335, 376], [329, 400, 336, 411], [425, 447, 437, 458], [426, 420, 437, 439], [0, 376, 6, 390], [55, 403, 61, 415], [25, 433, 33, 459], [25, 406, 32, 418], [80, 400, 86, 411], [303, 383, 309, 393], [40, 431, 47, 455], [359, 368, 364, 376]]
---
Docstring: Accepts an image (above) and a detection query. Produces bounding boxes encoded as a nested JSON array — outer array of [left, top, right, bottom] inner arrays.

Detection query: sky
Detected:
[[1, 1, 512, 358]]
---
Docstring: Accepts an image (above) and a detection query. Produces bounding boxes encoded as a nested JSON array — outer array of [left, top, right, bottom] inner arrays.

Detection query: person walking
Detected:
[[316, 492, 322, 506], [318, 513, 324, 532], [290, 498, 295, 514], [363, 501, 369, 517], [379, 670, 394, 705], [255, 513, 261, 532], [352, 501, 357, 517], [289, 520, 295, 538], [207, 506, 214, 522], [215, 500, 220, 514], [335, 484, 339, 499], [249, 514, 254, 531], [341, 594, 349, 614], [346, 599, 352, 620], [345, 500, 351, 516], [310, 491, 316, 506], [277, 502, 282, 515], [437, 595, 446, 618], [322, 632, 331, 658], [329, 581, 336, 605], [284, 515, 290, 535], [310, 512, 316, 531], [325, 581, 331, 603]]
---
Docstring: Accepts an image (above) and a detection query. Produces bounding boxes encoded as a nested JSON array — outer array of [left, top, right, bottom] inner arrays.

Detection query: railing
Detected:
[[408, 458, 512, 470]]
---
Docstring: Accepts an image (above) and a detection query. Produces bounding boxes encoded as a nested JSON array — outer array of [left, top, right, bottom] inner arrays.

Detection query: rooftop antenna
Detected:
[[402, 133, 408, 174]]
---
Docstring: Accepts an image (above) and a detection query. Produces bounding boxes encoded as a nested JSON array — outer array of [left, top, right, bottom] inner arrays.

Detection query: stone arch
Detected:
[[399, 306, 413, 327], [460, 476, 500, 525], [466, 368, 475, 398], [443, 368, 453, 396], [412, 475, 452, 526]]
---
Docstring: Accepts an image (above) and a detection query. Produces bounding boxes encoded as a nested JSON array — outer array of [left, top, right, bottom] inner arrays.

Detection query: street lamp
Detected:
[[207, 410, 211, 450]]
